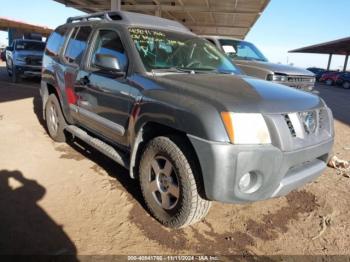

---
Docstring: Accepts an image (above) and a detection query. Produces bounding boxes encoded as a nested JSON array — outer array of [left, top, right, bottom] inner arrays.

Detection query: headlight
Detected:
[[221, 112, 271, 144], [267, 73, 288, 82], [16, 56, 27, 62]]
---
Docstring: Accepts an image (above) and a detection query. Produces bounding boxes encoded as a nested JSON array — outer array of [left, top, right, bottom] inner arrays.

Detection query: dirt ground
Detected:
[[0, 61, 349, 257]]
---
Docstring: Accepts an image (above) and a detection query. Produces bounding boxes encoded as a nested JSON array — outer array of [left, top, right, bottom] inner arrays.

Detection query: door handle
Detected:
[[79, 76, 90, 86]]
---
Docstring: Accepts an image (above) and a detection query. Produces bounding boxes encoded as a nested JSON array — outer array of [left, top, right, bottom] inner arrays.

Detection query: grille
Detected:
[[284, 108, 329, 138], [284, 114, 296, 137], [25, 56, 42, 66], [287, 76, 314, 83]]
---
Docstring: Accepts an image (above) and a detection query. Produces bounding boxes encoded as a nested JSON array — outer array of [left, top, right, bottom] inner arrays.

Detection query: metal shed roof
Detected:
[[54, 0, 270, 39], [0, 17, 53, 37], [289, 36, 350, 55]]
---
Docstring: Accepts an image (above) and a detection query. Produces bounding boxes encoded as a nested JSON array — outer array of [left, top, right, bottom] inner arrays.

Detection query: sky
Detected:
[[0, 0, 348, 70]]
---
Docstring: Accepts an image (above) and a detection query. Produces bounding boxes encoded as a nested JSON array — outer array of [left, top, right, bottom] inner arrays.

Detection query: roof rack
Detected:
[[66, 11, 122, 24]]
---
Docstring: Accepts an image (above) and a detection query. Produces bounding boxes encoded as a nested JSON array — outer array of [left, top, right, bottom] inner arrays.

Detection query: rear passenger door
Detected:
[[74, 28, 133, 146], [62, 26, 93, 118]]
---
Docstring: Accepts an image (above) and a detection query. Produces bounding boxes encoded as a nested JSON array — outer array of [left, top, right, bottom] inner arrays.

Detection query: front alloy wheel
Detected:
[[148, 156, 180, 210], [139, 136, 211, 228]]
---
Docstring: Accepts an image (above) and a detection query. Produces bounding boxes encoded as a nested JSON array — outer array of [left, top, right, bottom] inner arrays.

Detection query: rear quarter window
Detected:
[[45, 27, 67, 57], [64, 26, 92, 65]]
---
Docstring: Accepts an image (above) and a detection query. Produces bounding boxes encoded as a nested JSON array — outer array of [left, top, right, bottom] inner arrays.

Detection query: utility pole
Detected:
[[111, 0, 121, 11]]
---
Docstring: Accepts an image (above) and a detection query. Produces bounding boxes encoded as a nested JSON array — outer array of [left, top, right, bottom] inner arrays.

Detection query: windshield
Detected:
[[129, 28, 239, 74], [219, 39, 268, 62], [15, 41, 45, 52]]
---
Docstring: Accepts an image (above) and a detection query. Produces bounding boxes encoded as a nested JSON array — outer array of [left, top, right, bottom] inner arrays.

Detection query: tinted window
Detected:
[[65, 26, 92, 65], [46, 27, 67, 57], [91, 30, 128, 70], [219, 39, 268, 62]]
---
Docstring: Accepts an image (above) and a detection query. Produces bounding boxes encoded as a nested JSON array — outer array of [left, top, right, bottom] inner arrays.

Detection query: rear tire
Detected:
[[325, 79, 333, 86], [45, 94, 67, 142], [342, 81, 350, 89], [139, 136, 211, 228]]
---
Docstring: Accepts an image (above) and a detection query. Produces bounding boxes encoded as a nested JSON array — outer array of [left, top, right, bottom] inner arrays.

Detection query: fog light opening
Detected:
[[238, 172, 262, 194]]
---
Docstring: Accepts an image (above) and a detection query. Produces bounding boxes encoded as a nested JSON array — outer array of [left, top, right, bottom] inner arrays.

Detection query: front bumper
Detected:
[[189, 135, 333, 203], [15, 65, 42, 77]]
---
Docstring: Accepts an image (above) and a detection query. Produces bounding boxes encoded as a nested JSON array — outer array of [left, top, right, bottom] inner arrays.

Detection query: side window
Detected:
[[64, 26, 92, 65], [90, 30, 128, 71], [45, 27, 67, 57]]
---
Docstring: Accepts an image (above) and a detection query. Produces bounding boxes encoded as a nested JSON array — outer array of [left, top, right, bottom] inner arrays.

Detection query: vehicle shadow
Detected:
[[0, 65, 41, 103], [32, 92, 145, 209], [0, 170, 78, 257], [67, 139, 147, 210]]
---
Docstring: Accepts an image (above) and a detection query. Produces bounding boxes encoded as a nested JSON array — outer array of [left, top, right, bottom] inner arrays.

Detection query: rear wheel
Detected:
[[45, 94, 67, 142], [342, 81, 350, 89], [326, 79, 333, 86], [139, 136, 211, 228]]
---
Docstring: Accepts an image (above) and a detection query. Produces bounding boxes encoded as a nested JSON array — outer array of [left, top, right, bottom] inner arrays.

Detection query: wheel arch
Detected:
[[129, 121, 208, 199]]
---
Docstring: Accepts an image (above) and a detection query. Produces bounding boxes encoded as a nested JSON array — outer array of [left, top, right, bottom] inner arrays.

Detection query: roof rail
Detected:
[[66, 11, 122, 24]]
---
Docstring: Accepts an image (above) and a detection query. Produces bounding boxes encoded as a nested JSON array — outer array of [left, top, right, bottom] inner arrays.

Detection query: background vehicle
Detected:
[[41, 11, 334, 229], [307, 67, 326, 82], [0, 47, 7, 62], [335, 72, 350, 89], [319, 71, 341, 86], [6, 39, 45, 83], [203, 36, 316, 92]]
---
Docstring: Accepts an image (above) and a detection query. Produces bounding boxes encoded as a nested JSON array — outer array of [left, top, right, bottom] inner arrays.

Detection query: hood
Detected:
[[15, 50, 44, 57], [150, 73, 322, 114], [235, 60, 315, 77]]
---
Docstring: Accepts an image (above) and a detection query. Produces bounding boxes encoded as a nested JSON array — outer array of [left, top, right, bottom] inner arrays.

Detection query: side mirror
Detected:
[[94, 53, 124, 73], [7, 46, 13, 52]]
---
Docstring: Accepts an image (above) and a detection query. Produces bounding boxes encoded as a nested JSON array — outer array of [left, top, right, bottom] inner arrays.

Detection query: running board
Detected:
[[65, 125, 129, 169]]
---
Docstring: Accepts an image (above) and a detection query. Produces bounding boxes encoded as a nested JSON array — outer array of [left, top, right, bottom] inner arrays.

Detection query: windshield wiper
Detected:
[[152, 67, 193, 74]]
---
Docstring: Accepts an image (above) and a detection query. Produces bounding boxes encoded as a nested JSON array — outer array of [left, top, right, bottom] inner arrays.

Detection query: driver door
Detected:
[[74, 29, 133, 146]]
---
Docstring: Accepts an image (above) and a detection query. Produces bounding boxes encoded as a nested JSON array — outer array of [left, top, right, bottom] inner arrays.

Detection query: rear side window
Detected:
[[64, 26, 92, 65], [46, 27, 67, 57]]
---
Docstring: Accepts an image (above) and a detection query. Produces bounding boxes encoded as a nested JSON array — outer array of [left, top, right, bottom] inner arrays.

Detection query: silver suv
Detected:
[[203, 36, 316, 92]]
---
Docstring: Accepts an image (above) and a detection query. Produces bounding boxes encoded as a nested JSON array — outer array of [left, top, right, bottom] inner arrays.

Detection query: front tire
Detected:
[[45, 94, 67, 142], [11, 65, 19, 83], [6, 62, 12, 77], [139, 136, 211, 228]]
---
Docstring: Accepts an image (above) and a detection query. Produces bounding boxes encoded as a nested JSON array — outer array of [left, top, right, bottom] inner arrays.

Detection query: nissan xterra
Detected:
[[41, 11, 334, 228]]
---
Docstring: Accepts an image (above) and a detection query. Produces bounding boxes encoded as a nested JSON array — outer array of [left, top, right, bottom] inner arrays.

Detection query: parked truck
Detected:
[[6, 39, 45, 83], [203, 36, 316, 92]]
